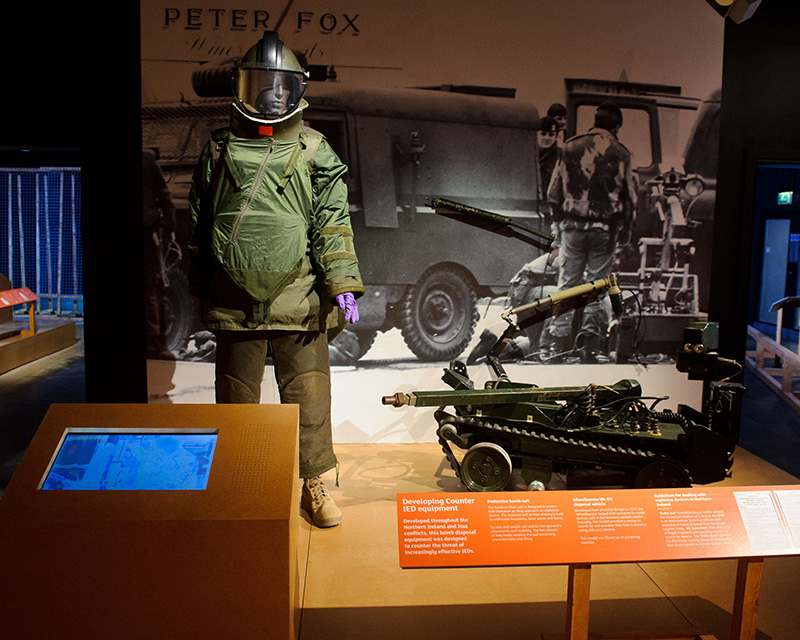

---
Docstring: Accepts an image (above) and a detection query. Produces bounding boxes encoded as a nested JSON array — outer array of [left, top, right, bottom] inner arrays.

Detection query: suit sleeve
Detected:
[[310, 139, 365, 299]]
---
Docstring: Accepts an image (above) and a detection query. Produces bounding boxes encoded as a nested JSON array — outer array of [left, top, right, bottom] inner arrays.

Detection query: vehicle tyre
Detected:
[[399, 265, 478, 361], [328, 328, 378, 365], [160, 268, 194, 353], [354, 329, 378, 358]]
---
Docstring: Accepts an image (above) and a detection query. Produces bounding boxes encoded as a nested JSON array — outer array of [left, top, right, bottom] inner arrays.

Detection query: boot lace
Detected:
[[306, 476, 330, 507]]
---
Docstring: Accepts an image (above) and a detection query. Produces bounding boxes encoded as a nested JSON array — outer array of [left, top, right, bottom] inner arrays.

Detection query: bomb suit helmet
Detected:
[[232, 31, 308, 123]]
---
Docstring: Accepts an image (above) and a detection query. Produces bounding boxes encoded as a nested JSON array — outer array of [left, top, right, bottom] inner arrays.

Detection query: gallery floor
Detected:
[[1, 323, 799, 639], [304, 444, 799, 640]]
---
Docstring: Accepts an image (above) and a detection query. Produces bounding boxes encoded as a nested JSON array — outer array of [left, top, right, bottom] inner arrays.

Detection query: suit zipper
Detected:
[[229, 139, 274, 247]]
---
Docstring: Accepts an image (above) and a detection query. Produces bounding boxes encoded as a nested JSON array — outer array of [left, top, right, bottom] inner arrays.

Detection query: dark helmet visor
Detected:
[[234, 69, 306, 120]]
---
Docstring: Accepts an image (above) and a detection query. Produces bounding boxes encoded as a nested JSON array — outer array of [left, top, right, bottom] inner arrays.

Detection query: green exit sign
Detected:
[[778, 191, 793, 205]]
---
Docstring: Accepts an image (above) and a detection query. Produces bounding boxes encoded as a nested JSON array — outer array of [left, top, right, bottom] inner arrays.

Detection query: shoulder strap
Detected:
[[277, 128, 324, 193], [301, 128, 324, 169], [209, 128, 243, 190], [210, 128, 227, 165]]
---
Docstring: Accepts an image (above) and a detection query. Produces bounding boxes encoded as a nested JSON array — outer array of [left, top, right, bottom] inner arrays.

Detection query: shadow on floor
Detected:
[[0, 321, 85, 498], [739, 367, 800, 479], [299, 596, 770, 640]]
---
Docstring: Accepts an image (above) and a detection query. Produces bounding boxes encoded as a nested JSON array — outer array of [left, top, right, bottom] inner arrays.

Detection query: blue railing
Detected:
[[1, 167, 82, 316]]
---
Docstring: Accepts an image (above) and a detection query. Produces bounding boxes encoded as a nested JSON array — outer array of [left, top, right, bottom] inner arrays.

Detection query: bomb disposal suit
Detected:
[[188, 32, 364, 479]]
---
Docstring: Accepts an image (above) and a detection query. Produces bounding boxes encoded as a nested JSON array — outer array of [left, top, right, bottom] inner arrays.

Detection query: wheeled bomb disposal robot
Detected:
[[383, 262, 743, 492]]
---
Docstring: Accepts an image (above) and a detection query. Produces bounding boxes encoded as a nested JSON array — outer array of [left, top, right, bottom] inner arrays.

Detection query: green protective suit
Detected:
[[187, 110, 364, 478], [187, 113, 364, 333]]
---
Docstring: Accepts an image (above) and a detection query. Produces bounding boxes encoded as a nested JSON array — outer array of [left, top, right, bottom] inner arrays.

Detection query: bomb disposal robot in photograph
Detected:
[[564, 79, 721, 362]]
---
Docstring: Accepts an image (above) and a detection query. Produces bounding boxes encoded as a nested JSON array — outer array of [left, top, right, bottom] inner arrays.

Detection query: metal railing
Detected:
[[1, 167, 82, 316]]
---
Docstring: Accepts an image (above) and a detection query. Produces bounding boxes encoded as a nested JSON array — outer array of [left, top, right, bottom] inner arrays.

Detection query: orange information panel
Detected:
[[397, 485, 800, 568], [0, 287, 37, 309]]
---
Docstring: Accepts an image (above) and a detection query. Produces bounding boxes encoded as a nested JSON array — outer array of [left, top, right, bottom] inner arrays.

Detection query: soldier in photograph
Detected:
[[547, 102, 568, 147], [538, 115, 561, 234], [142, 148, 178, 360], [546, 102, 637, 363]]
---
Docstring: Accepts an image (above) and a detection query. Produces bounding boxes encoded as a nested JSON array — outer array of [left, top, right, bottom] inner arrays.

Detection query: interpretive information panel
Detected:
[[396, 486, 800, 568]]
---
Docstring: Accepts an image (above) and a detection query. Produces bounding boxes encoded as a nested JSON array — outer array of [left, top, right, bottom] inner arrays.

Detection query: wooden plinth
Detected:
[[0, 403, 301, 640]]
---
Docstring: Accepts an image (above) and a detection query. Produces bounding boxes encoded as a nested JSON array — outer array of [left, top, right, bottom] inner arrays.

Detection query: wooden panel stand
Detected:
[[0, 286, 38, 335], [730, 557, 763, 640], [561, 563, 714, 639], [566, 564, 592, 640], [545, 557, 767, 640]]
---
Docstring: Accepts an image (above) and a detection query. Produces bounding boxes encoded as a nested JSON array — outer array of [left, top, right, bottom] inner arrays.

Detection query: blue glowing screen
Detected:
[[41, 432, 218, 490]]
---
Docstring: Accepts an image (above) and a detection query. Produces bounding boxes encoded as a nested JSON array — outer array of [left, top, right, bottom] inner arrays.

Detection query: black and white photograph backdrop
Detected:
[[141, 0, 724, 443]]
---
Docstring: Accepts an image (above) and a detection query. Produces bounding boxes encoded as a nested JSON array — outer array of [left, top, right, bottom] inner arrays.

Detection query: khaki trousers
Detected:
[[214, 330, 337, 478]]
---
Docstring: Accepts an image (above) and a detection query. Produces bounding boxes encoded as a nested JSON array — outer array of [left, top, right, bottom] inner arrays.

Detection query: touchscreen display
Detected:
[[41, 431, 218, 490]]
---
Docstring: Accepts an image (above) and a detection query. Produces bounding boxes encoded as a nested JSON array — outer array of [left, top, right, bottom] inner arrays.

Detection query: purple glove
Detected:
[[336, 292, 359, 323]]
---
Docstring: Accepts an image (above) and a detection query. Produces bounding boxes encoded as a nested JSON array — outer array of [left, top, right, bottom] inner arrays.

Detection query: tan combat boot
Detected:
[[301, 476, 342, 528]]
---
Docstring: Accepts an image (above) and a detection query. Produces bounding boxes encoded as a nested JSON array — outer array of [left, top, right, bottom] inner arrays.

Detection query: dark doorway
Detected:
[[749, 163, 800, 345], [740, 161, 800, 479]]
